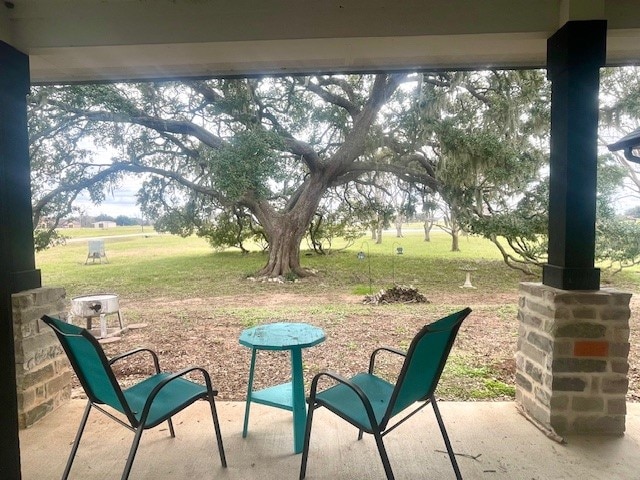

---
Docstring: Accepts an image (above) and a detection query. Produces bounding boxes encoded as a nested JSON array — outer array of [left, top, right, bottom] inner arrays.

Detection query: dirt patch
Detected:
[[84, 290, 640, 403]]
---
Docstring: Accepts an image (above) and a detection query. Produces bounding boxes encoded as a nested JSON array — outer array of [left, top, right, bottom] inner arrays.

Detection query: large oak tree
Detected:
[[30, 74, 441, 277], [36, 71, 598, 276]]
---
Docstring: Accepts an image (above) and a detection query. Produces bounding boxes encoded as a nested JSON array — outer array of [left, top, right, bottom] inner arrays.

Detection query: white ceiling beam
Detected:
[[28, 32, 552, 83], [4, 0, 640, 83]]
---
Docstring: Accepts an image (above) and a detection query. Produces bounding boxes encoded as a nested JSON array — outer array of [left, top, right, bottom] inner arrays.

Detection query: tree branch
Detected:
[[49, 100, 226, 150], [303, 77, 360, 118], [327, 73, 407, 177], [259, 108, 323, 172], [330, 160, 439, 192]]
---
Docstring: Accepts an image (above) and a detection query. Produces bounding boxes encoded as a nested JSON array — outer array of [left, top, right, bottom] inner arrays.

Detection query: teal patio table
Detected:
[[240, 322, 325, 454]]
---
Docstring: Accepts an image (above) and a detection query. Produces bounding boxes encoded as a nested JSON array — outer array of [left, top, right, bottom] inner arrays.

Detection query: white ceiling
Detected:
[[2, 0, 640, 83]]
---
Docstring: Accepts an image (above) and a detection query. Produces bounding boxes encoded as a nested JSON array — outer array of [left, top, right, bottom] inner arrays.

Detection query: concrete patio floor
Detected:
[[20, 400, 640, 480]]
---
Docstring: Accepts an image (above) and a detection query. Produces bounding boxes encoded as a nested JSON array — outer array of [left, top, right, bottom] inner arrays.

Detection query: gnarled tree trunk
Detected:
[[254, 176, 326, 278], [257, 222, 307, 277]]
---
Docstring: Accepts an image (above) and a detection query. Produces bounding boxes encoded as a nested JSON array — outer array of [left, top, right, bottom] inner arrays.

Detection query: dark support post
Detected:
[[0, 40, 41, 480], [543, 20, 607, 291]]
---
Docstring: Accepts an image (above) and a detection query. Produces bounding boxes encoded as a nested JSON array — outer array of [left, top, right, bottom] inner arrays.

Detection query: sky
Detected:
[[71, 141, 144, 219], [74, 178, 142, 218]]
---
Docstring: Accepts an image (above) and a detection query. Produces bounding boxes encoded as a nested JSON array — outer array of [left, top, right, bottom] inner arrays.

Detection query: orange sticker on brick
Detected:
[[573, 341, 609, 357]]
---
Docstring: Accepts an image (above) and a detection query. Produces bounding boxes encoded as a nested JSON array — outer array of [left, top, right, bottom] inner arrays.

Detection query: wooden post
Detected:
[[0, 40, 42, 480], [543, 20, 607, 291]]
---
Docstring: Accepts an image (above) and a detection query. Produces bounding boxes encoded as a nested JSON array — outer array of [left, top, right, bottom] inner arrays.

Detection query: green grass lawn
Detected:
[[38, 227, 640, 299], [36, 227, 640, 402], [37, 229, 527, 298], [36, 227, 640, 298]]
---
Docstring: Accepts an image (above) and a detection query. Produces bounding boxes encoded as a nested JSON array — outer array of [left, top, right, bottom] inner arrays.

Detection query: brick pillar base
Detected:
[[516, 282, 631, 436], [13, 287, 71, 428]]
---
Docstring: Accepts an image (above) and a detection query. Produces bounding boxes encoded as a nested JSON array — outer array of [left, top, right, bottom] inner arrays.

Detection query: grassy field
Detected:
[[36, 227, 640, 402], [38, 227, 640, 299], [38, 229, 521, 298]]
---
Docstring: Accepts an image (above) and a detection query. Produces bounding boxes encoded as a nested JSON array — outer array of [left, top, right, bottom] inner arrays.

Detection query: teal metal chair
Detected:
[[299, 307, 472, 480], [41, 315, 227, 480]]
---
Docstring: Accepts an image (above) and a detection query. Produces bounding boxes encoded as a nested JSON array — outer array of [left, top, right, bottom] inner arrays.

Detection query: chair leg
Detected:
[[358, 429, 364, 440], [62, 401, 93, 480], [121, 426, 145, 480], [373, 430, 395, 480], [299, 403, 317, 480], [207, 394, 227, 468], [431, 397, 462, 480], [167, 418, 176, 437]]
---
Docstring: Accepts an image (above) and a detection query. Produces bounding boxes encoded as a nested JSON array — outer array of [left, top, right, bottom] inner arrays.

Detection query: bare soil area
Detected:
[[93, 290, 640, 402]]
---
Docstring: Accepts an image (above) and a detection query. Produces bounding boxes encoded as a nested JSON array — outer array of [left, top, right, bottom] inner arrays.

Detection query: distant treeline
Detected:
[[65, 214, 152, 227]]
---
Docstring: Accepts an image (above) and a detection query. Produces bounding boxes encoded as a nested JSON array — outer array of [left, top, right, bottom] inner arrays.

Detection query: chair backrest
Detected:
[[383, 307, 472, 424], [41, 315, 135, 423]]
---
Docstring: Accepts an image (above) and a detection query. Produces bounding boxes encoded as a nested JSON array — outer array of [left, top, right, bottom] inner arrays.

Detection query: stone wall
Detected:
[[13, 287, 71, 429], [516, 282, 631, 436]]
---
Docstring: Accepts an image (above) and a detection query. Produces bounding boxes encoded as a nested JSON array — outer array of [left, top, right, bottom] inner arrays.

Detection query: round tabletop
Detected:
[[239, 322, 325, 350], [72, 293, 118, 302]]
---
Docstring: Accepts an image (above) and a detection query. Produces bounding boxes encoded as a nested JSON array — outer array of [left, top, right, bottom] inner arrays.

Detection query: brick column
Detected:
[[13, 287, 71, 428], [516, 282, 631, 436]]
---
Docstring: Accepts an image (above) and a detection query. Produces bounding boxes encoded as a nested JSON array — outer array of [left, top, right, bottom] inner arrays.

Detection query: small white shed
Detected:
[[93, 221, 117, 229]]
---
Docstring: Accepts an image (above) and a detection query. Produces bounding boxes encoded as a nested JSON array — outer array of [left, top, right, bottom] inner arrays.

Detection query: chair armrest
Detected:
[[309, 371, 369, 404], [109, 348, 161, 373], [368, 346, 406, 374], [138, 366, 218, 426], [308, 371, 379, 431]]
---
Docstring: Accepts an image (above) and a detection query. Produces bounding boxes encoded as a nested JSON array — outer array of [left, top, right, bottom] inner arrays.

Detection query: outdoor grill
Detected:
[[70, 293, 124, 338]]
